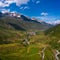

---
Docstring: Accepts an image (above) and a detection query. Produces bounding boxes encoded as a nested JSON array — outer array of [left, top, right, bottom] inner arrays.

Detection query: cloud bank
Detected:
[[0, 0, 29, 7], [48, 20, 60, 25]]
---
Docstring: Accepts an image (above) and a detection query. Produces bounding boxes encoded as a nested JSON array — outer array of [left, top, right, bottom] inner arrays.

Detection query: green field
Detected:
[[0, 29, 60, 60]]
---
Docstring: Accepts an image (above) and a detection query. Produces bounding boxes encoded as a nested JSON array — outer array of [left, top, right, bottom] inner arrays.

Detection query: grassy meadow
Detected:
[[0, 29, 60, 60]]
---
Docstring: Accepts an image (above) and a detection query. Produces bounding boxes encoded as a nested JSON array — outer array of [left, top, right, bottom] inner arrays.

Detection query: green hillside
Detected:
[[0, 29, 60, 60], [45, 24, 60, 50], [45, 24, 60, 38], [0, 31, 56, 60]]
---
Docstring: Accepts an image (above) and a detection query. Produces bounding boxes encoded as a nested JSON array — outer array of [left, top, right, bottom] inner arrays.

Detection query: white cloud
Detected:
[[41, 12, 48, 16], [14, 0, 29, 6], [32, 15, 60, 25], [35, 16, 53, 21], [4, 0, 15, 4], [24, 6, 29, 9], [47, 20, 60, 25], [20, 7, 24, 9], [20, 6, 29, 10], [1, 9, 10, 13], [0, 0, 14, 7], [35, 16, 58, 24], [32, 0, 40, 4], [0, 0, 29, 7], [0, 1, 9, 7], [36, 1, 40, 4]]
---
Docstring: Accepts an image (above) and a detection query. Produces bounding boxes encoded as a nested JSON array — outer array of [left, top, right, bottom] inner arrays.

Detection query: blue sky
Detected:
[[0, 0, 60, 24]]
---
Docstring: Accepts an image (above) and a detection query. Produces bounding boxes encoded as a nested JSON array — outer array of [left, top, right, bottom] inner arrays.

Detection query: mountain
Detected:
[[0, 12, 52, 31], [0, 12, 3, 17], [45, 24, 60, 38], [37, 20, 53, 27]]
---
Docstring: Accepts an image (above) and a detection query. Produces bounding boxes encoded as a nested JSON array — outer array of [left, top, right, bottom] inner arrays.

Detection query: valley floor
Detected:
[[0, 31, 60, 60]]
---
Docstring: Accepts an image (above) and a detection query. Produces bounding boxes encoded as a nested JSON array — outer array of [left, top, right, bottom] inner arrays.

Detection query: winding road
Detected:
[[38, 47, 46, 60], [55, 50, 60, 60], [41, 48, 46, 60]]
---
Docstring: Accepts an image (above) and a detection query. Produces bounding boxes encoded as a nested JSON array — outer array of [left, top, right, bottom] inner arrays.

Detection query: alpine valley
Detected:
[[0, 12, 60, 60]]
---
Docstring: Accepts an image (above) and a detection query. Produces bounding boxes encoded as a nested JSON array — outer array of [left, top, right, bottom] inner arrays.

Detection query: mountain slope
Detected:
[[45, 24, 60, 38], [0, 12, 52, 31]]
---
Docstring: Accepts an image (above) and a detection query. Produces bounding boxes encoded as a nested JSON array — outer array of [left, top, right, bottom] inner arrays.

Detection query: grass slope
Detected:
[[45, 24, 60, 38], [0, 30, 60, 60]]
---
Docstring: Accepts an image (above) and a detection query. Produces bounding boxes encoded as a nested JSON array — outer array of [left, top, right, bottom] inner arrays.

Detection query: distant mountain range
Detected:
[[0, 12, 52, 31]]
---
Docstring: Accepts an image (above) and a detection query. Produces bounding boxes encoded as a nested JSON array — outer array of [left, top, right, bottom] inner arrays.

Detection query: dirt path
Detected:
[[55, 50, 60, 60], [38, 47, 46, 60], [41, 47, 46, 60]]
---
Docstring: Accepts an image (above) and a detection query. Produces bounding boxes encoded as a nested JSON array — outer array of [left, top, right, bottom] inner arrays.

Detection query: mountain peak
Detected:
[[0, 11, 21, 18]]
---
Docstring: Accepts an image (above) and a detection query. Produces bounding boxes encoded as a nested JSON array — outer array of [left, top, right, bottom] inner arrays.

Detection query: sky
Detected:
[[0, 0, 60, 24]]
